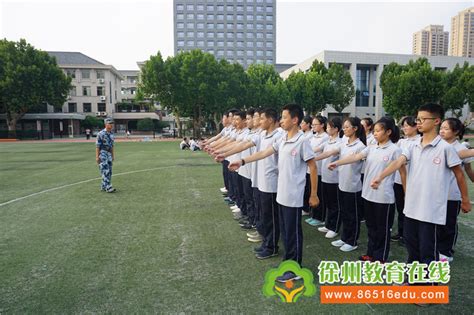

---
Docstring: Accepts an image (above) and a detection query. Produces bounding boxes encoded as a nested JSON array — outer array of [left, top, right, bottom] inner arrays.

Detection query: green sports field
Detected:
[[1, 141, 473, 313]]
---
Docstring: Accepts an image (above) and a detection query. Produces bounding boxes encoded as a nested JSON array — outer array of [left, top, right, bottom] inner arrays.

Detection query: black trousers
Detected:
[[222, 159, 230, 190], [359, 174, 365, 220], [393, 183, 405, 236], [236, 174, 246, 215], [259, 192, 280, 253], [437, 200, 461, 258], [303, 174, 311, 212], [311, 176, 325, 221], [254, 188, 263, 234], [323, 182, 341, 233], [279, 204, 303, 265], [364, 199, 395, 262], [229, 171, 242, 209], [241, 176, 254, 223], [404, 216, 439, 264], [339, 190, 363, 246]]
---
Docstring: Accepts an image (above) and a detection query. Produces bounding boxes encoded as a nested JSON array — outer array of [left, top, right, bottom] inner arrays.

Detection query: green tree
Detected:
[[0, 39, 71, 138], [246, 64, 281, 107], [380, 58, 444, 119], [440, 63, 469, 117], [459, 64, 474, 112], [80, 115, 103, 130], [326, 63, 355, 114], [286, 71, 308, 108], [137, 118, 155, 131]]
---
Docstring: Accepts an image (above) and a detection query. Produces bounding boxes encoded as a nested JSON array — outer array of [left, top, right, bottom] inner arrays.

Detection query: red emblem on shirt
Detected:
[[291, 149, 298, 156], [383, 156, 389, 162], [433, 157, 441, 164]]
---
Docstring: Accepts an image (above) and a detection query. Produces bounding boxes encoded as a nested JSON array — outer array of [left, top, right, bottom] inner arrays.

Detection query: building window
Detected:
[[187, 13, 195, 19], [237, 50, 244, 56], [69, 86, 76, 96], [236, 14, 243, 21], [266, 41, 273, 48], [177, 23, 184, 29], [82, 86, 91, 96], [187, 23, 194, 28], [187, 31, 194, 37], [197, 14, 204, 20], [246, 50, 253, 57], [247, 59, 254, 65], [197, 4, 204, 11], [246, 6, 253, 12], [256, 6, 263, 12], [217, 32, 224, 38], [68, 103, 77, 113], [216, 14, 224, 20], [237, 23, 244, 30], [256, 23, 264, 30], [227, 51, 234, 57], [247, 41, 254, 47], [207, 14, 214, 19], [177, 31, 185, 38], [81, 70, 90, 79], [256, 15, 264, 21], [247, 15, 254, 21], [197, 23, 204, 29], [65, 69, 76, 78], [177, 13, 184, 19], [266, 59, 273, 64], [227, 41, 234, 48], [266, 24, 273, 30], [217, 50, 224, 57], [266, 32, 273, 39], [187, 40, 195, 47], [227, 5, 234, 11], [236, 41, 244, 47], [207, 5, 214, 11], [356, 66, 370, 107], [227, 32, 234, 39], [177, 40, 185, 47], [217, 41, 225, 47], [197, 41, 205, 47], [227, 14, 233, 21], [217, 23, 224, 29], [266, 50, 273, 57], [208, 41, 215, 47], [266, 15, 273, 21], [256, 32, 263, 39], [208, 49, 214, 55], [236, 32, 243, 39], [246, 32, 254, 39], [197, 31, 204, 38], [83, 103, 91, 113], [186, 4, 194, 10], [97, 86, 105, 96], [98, 103, 106, 112], [207, 32, 215, 38], [227, 23, 234, 29], [176, 4, 184, 10], [247, 23, 254, 29], [207, 23, 214, 29], [256, 41, 263, 48], [217, 5, 224, 11], [266, 6, 273, 12], [256, 51, 263, 57], [236, 5, 243, 12]]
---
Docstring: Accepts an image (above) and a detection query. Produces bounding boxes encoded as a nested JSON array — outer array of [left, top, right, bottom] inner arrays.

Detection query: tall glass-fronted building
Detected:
[[173, 0, 276, 68]]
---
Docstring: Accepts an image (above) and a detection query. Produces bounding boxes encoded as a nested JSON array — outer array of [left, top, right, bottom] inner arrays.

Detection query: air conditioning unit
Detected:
[[101, 112, 107, 117], [67, 96, 72, 100], [95, 112, 102, 117], [100, 96, 107, 101], [98, 79, 105, 84]]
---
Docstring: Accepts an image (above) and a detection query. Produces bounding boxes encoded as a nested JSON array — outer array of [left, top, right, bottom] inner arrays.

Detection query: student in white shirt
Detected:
[[371, 104, 471, 267], [391, 116, 420, 244], [229, 104, 319, 282], [180, 137, 190, 150], [316, 117, 343, 239], [329, 117, 405, 262], [301, 115, 314, 217], [438, 117, 474, 262], [313, 117, 367, 252], [305, 115, 329, 227]]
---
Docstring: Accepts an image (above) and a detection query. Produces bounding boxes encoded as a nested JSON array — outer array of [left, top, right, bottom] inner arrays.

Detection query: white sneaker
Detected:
[[302, 210, 310, 216], [220, 187, 228, 193], [340, 244, 358, 252], [232, 208, 241, 213], [325, 231, 338, 239], [230, 205, 239, 210], [331, 239, 345, 247], [247, 231, 259, 238], [439, 253, 454, 263], [318, 227, 329, 233]]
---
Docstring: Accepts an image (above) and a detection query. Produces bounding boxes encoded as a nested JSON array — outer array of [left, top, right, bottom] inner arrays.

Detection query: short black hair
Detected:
[[302, 115, 313, 125], [418, 103, 445, 119], [228, 108, 239, 115], [235, 111, 247, 120], [262, 108, 278, 123], [246, 108, 255, 117], [282, 104, 304, 125]]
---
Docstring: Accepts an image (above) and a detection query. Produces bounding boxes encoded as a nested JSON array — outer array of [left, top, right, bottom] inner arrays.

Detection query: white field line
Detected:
[[0, 165, 177, 208]]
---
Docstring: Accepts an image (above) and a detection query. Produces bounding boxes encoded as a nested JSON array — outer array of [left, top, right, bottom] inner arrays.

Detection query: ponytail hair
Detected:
[[375, 116, 400, 143], [443, 117, 465, 140], [345, 117, 366, 145], [362, 117, 374, 132], [302, 115, 313, 125]]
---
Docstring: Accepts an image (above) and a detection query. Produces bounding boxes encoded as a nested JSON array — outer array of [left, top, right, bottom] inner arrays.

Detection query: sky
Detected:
[[1, 0, 472, 70]]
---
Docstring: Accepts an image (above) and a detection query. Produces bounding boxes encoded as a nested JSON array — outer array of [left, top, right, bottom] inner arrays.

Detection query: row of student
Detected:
[[179, 137, 204, 151], [202, 103, 472, 282]]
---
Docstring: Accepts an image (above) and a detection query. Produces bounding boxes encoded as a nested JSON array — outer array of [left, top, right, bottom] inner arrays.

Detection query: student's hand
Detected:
[[96, 157, 100, 164], [309, 195, 319, 208], [228, 161, 241, 171], [215, 154, 225, 162], [370, 177, 382, 190], [461, 199, 472, 213], [328, 162, 338, 171]]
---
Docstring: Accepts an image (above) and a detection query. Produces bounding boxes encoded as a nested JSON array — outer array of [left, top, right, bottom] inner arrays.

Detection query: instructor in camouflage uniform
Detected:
[[96, 118, 116, 193]]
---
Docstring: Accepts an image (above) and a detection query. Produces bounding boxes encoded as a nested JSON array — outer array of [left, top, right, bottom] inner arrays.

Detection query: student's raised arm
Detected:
[[313, 148, 339, 162], [452, 165, 471, 213], [215, 140, 254, 162], [327, 151, 366, 170], [371, 155, 407, 189], [458, 148, 474, 159], [228, 145, 275, 171]]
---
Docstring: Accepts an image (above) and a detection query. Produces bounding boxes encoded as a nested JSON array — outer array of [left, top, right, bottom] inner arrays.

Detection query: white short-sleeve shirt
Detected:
[[253, 128, 283, 193], [447, 140, 474, 201], [360, 141, 402, 204], [402, 136, 462, 225], [238, 129, 257, 179], [308, 132, 329, 174], [394, 135, 421, 185], [321, 136, 343, 184], [272, 130, 315, 207], [228, 128, 249, 162], [249, 129, 263, 188], [337, 138, 366, 193]]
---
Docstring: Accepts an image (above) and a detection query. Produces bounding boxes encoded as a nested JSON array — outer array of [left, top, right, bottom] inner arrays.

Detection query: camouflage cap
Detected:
[[104, 118, 114, 124]]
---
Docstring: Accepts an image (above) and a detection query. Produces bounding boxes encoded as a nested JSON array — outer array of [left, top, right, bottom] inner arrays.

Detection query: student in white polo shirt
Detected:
[[316, 117, 343, 239], [314, 117, 367, 252], [391, 116, 420, 245], [301, 115, 314, 216], [438, 118, 474, 262], [329, 117, 405, 262], [305, 115, 329, 227], [229, 104, 319, 281], [371, 104, 471, 267]]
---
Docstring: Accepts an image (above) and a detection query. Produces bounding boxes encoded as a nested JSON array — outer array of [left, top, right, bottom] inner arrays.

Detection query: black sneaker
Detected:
[[256, 250, 279, 260], [240, 223, 254, 230], [106, 187, 116, 193], [254, 246, 264, 253], [276, 271, 301, 283], [391, 234, 402, 241]]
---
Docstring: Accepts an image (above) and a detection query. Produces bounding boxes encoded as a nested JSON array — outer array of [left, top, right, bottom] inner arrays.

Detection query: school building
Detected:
[[280, 50, 474, 121]]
